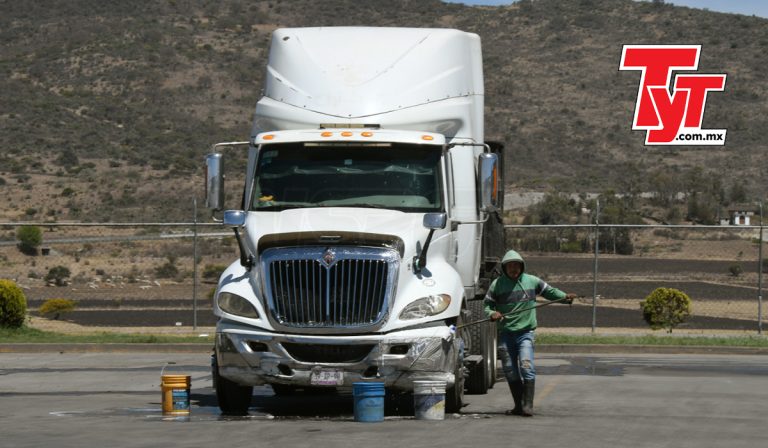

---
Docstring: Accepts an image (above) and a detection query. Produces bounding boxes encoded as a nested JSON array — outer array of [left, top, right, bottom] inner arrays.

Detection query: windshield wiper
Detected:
[[256, 203, 393, 211], [324, 203, 389, 209], [254, 204, 310, 211]]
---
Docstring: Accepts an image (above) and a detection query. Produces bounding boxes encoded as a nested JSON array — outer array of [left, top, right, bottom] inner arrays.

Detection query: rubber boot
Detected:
[[506, 380, 524, 415], [521, 379, 535, 417]]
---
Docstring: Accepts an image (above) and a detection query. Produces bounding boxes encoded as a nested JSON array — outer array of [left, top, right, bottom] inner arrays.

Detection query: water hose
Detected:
[[456, 296, 579, 330]]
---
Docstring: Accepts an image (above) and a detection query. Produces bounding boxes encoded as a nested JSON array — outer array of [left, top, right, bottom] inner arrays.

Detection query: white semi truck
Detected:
[[205, 27, 504, 414]]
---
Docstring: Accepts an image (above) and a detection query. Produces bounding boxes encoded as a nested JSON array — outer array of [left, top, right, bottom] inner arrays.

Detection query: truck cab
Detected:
[[205, 27, 503, 415]]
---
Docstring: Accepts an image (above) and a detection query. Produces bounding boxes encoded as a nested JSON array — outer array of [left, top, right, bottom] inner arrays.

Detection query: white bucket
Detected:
[[413, 380, 446, 420]]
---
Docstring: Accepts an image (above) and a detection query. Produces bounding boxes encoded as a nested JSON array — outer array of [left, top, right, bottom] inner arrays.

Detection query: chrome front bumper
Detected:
[[215, 322, 459, 391]]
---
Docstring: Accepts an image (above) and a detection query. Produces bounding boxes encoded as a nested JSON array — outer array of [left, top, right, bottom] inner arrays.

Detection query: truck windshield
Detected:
[[251, 143, 443, 212]]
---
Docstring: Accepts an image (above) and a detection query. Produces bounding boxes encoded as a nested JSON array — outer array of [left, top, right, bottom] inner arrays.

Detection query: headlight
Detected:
[[217, 292, 259, 319], [399, 294, 451, 320]]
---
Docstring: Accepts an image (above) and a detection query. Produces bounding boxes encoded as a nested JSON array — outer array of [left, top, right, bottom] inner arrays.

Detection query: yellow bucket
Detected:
[[161, 374, 191, 415]]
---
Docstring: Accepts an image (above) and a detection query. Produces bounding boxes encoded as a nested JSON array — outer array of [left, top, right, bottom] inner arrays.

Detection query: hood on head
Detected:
[[501, 249, 525, 278]]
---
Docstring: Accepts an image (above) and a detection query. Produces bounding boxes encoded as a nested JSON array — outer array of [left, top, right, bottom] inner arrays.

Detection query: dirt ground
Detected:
[[25, 315, 215, 336], [2, 225, 765, 333]]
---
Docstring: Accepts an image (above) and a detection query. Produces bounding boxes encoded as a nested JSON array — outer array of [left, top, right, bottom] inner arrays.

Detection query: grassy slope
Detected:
[[1, 0, 767, 222]]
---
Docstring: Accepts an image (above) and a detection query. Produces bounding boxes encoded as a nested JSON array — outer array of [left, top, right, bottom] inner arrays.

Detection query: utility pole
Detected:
[[758, 202, 764, 335], [193, 198, 199, 331], [592, 199, 600, 334]]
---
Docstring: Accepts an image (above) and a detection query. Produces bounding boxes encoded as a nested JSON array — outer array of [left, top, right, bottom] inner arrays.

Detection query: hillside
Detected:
[[1, 0, 766, 222]]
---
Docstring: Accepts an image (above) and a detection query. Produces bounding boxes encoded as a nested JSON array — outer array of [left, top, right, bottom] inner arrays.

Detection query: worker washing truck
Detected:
[[485, 250, 577, 417], [205, 27, 505, 415]]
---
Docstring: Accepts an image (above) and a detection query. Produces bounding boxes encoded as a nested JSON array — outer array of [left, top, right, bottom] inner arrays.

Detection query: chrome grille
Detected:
[[262, 247, 398, 330]]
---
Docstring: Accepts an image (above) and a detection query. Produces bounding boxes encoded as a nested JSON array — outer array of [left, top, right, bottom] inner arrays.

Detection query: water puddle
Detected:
[[48, 406, 479, 422], [537, 357, 625, 376], [50, 406, 276, 422]]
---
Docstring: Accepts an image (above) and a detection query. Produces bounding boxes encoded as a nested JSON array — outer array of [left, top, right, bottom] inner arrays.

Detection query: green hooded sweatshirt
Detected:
[[483, 249, 566, 332]]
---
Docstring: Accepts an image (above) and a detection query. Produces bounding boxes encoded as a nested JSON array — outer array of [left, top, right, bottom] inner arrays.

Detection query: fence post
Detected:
[[193, 198, 199, 331], [758, 202, 763, 335], [592, 200, 600, 333]]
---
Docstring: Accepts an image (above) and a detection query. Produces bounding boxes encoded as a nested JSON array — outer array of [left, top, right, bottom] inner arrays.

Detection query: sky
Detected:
[[442, 0, 768, 19]]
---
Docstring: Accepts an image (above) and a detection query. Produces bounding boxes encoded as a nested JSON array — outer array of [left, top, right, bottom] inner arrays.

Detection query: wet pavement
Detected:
[[1, 352, 767, 447]]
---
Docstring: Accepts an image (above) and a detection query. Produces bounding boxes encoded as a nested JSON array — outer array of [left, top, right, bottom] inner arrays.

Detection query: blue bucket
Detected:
[[352, 382, 385, 422]]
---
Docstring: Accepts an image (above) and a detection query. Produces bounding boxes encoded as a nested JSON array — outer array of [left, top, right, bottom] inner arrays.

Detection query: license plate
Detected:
[[310, 369, 344, 386]]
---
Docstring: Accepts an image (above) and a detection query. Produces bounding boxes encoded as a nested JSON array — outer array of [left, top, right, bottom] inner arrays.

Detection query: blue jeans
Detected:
[[498, 330, 536, 383]]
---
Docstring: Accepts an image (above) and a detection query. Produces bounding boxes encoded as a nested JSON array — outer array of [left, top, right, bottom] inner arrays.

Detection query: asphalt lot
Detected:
[[1, 351, 767, 448]]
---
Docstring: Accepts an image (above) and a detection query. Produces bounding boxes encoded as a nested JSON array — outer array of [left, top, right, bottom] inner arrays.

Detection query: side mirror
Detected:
[[223, 209, 251, 269], [423, 212, 447, 230], [205, 153, 224, 211], [223, 210, 246, 228], [414, 212, 447, 274], [479, 153, 499, 213]]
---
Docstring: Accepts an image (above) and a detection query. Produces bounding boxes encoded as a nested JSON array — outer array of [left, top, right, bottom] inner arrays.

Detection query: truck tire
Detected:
[[465, 358, 487, 394], [445, 308, 469, 412], [213, 356, 253, 415], [472, 299, 499, 391], [270, 384, 296, 396], [466, 300, 490, 394]]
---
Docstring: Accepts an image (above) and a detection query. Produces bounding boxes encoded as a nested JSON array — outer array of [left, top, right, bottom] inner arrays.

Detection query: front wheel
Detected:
[[213, 355, 253, 415]]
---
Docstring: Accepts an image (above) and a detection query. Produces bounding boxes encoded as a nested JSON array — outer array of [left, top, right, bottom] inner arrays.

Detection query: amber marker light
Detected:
[[422, 135, 434, 141], [263, 134, 275, 140], [321, 131, 333, 137], [361, 131, 374, 137], [341, 131, 353, 137]]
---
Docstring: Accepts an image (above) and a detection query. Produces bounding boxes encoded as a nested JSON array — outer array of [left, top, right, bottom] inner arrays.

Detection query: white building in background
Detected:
[[729, 208, 755, 226]]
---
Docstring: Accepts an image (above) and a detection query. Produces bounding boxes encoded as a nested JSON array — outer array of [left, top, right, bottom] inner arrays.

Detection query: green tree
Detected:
[[45, 266, 71, 286], [0, 279, 28, 329], [155, 255, 179, 279], [641, 287, 692, 333], [728, 182, 747, 204], [17, 225, 42, 255], [54, 148, 79, 169], [592, 191, 642, 255], [648, 170, 680, 206], [523, 192, 579, 225], [687, 193, 718, 224]]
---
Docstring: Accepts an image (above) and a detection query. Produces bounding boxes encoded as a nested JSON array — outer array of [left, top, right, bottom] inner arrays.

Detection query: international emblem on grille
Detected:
[[322, 248, 335, 266]]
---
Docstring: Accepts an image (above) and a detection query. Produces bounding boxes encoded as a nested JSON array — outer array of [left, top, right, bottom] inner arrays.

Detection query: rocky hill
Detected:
[[1, 0, 766, 222]]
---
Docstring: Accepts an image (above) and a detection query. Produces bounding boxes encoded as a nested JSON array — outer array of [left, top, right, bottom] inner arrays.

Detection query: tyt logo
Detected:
[[619, 45, 726, 145]]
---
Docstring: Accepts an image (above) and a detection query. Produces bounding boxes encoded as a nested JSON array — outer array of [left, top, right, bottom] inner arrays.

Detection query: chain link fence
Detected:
[[0, 221, 233, 329], [506, 224, 765, 334], [1, 221, 764, 334]]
